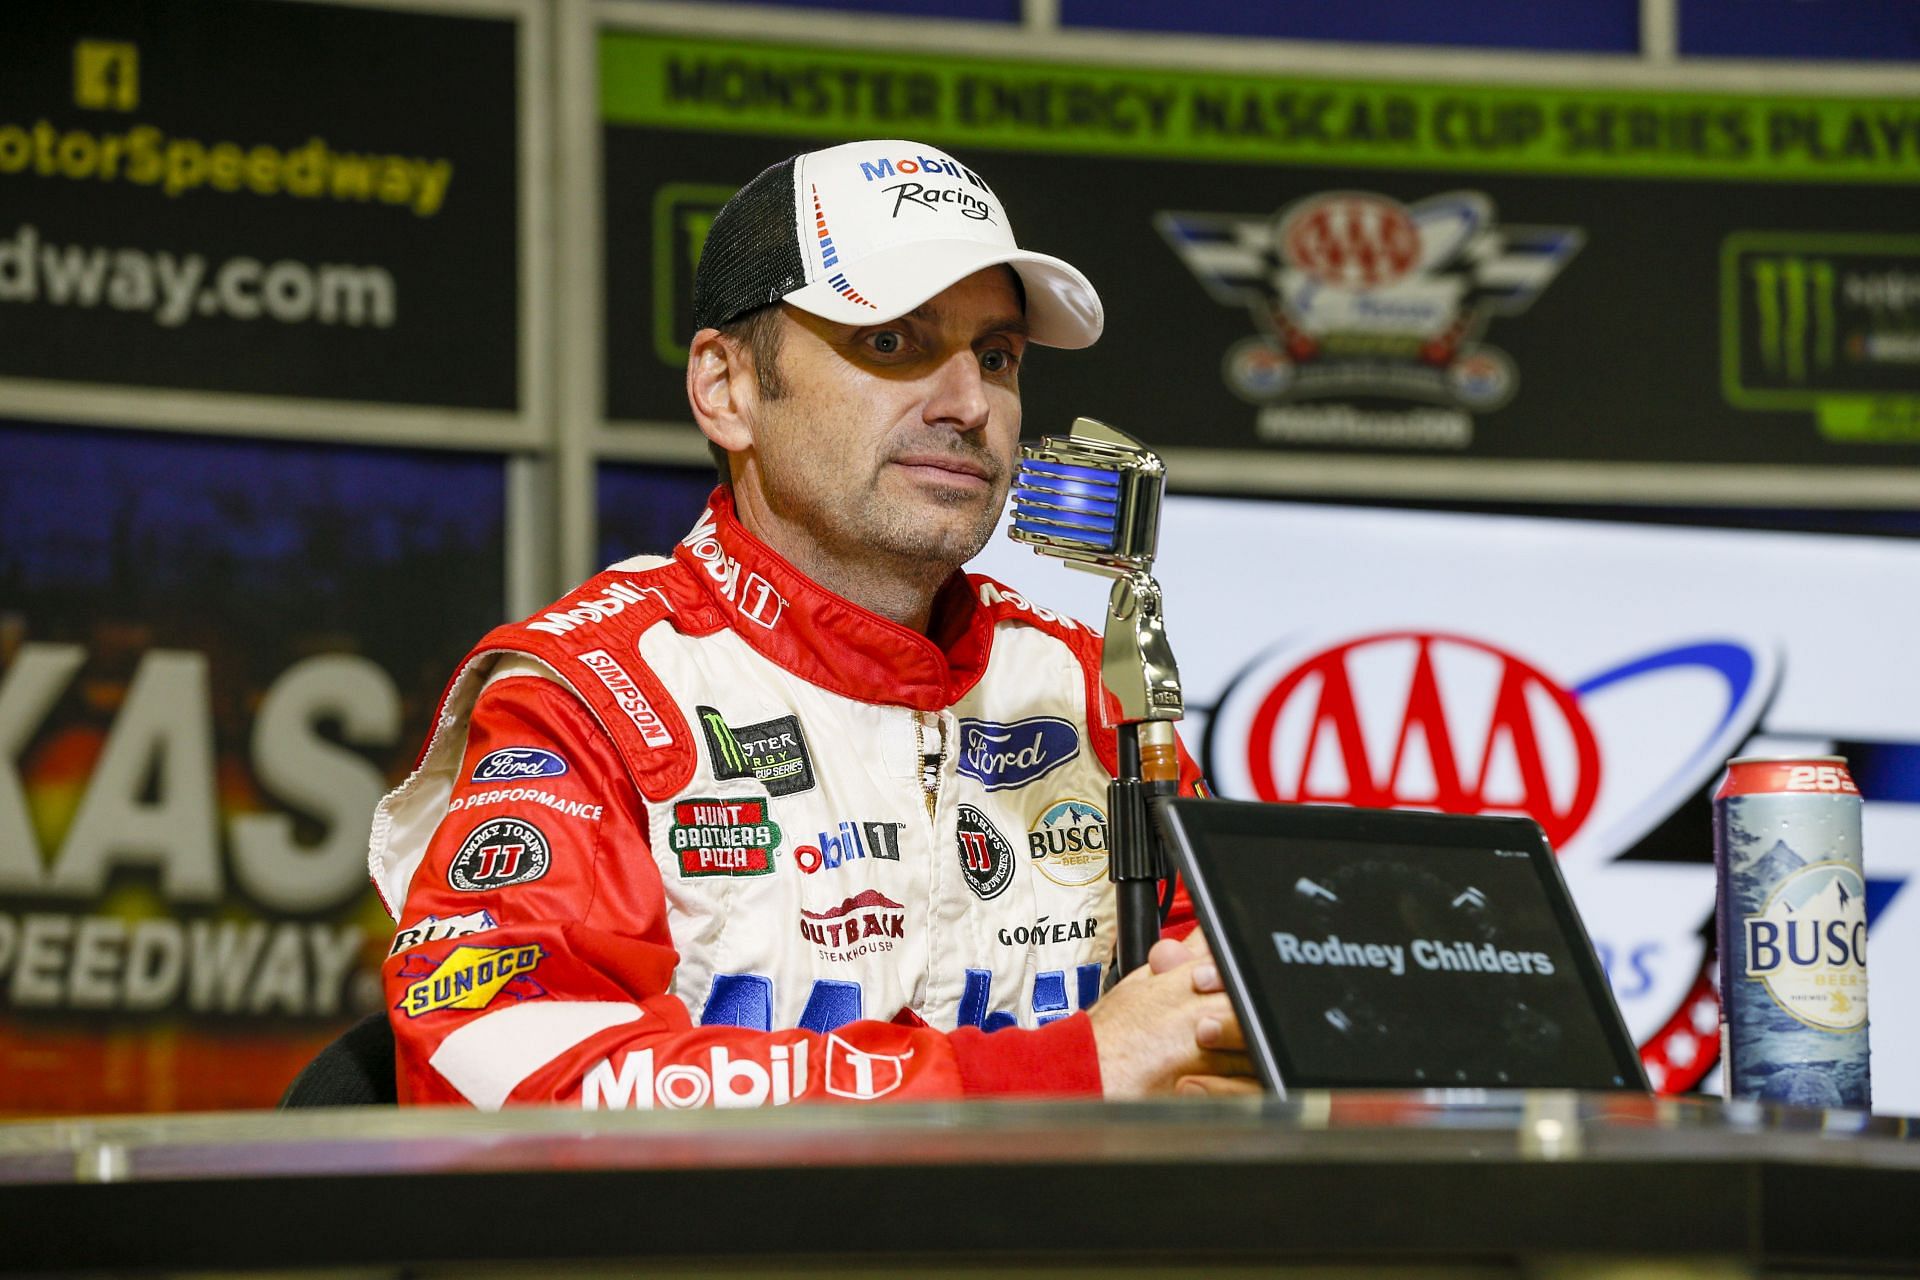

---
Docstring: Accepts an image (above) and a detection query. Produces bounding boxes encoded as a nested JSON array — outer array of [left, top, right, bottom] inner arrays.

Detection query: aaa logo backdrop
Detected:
[[974, 498, 1920, 1112]]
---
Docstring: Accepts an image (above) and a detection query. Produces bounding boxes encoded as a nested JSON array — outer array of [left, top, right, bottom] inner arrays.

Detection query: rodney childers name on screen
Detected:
[[1271, 932, 1557, 977]]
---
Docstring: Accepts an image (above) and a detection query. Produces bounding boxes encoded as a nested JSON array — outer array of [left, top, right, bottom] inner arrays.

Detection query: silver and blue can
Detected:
[[1715, 756, 1869, 1109]]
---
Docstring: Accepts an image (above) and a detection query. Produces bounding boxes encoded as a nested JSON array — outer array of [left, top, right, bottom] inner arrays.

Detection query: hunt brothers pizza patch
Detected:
[[669, 797, 782, 877]]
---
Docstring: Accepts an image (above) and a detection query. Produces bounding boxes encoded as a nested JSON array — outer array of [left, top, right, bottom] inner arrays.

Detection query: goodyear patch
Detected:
[[396, 943, 547, 1018]]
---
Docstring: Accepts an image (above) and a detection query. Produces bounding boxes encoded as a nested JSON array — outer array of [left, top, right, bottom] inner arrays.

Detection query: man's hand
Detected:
[[1086, 931, 1263, 1099]]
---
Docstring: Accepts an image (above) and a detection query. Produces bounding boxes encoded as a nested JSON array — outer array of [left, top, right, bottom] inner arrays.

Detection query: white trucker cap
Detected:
[[691, 139, 1103, 349]]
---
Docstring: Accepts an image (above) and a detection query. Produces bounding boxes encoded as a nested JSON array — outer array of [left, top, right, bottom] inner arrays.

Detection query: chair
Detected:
[[279, 1012, 399, 1107]]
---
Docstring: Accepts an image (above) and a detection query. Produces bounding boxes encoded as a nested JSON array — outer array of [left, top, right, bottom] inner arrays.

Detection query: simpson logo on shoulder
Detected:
[[577, 648, 674, 747]]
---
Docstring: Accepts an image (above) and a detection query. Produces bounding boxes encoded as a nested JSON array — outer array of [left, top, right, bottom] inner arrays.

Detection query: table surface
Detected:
[[1, 1092, 1916, 1274]]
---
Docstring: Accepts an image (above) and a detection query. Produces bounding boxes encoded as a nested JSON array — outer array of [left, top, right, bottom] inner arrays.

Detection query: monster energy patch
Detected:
[[697, 705, 817, 796]]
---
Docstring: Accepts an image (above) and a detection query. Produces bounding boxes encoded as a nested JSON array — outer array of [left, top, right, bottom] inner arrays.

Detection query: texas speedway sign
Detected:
[[974, 499, 1920, 1112]]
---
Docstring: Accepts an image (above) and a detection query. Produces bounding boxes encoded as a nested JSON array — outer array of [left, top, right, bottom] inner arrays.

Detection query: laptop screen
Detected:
[[1158, 799, 1646, 1093]]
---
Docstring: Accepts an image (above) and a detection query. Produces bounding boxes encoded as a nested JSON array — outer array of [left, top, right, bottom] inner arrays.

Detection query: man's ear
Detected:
[[687, 328, 755, 455]]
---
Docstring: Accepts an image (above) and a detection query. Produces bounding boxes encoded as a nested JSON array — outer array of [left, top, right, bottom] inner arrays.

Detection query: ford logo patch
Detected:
[[956, 717, 1080, 791], [471, 747, 570, 783]]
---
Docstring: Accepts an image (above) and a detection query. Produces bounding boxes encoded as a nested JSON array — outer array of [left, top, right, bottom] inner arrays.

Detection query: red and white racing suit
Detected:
[[370, 488, 1199, 1109]]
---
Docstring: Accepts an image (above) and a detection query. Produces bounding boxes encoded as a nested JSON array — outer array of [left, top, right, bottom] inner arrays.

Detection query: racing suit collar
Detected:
[[673, 487, 993, 711]]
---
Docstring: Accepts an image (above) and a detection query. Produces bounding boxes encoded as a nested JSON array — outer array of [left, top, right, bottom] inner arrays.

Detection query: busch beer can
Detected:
[[1715, 756, 1869, 1108]]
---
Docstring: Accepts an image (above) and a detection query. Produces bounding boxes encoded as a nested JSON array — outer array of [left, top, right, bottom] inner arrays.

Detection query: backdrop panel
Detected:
[[0, 423, 506, 1114], [601, 31, 1920, 491], [1058, 0, 1642, 52], [0, 0, 521, 411], [596, 461, 720, 570], [974, 499, 1920, 1113]]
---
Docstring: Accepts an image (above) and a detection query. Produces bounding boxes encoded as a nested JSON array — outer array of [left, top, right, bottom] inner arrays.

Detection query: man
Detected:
[[369, 139, 1253, 1108]]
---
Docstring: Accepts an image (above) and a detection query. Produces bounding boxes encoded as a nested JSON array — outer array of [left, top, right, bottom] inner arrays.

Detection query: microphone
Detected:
[[1009, 418, 1184, 974], [1009, 418, 1183, 727]]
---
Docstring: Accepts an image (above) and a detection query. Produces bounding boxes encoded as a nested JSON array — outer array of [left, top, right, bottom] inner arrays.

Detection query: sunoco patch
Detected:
[[448, 817, 552, 891], [697, 705, 816, 797], [669, 797, 782, 877], [396, 943, 547, 1017], [956, 804, 1017, 901]]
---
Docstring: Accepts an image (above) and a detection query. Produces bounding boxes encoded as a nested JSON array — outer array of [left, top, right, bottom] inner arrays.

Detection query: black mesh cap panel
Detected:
[[691, 155, 807, 333]]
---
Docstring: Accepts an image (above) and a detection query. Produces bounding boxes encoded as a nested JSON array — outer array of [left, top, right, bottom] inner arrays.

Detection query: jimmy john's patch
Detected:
[[448, 817, 552, 892], [956, 804, 1016, 901]]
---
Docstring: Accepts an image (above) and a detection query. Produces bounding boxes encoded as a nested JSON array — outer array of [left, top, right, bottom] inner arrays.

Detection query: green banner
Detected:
[[603, 32, 1920, 183]]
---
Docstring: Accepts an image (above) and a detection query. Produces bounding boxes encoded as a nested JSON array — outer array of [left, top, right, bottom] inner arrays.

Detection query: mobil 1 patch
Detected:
[[696, 704, 816, 796]]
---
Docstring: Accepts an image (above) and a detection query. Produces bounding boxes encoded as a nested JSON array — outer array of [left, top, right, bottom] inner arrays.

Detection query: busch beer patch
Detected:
[[956, 804, 1017, 900], [396, 943, 547, 1017], [448, 817, 552, 891], [670, 797, 782, 877], [696, 704, 816, 796], [1027, 800, 1110, 888]]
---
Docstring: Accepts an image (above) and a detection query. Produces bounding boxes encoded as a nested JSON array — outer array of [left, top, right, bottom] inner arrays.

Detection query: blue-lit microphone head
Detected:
[[1009, 418, 1164, 575]]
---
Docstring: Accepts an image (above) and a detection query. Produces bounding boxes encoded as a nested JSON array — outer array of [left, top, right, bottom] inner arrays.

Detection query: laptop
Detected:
[[1155, 798, 1648, 1096]]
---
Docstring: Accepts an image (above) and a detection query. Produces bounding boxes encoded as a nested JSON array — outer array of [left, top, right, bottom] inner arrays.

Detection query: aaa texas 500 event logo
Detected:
[[1202, 630, 1778, 1091], [1159, 190, 1581, 440]]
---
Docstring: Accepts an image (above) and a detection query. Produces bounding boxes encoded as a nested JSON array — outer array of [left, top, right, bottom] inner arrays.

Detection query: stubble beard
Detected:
[[858, 474, 1008, 572]]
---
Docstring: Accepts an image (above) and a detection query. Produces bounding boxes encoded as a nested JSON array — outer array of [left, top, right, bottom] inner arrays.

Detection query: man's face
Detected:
[[740, 267, 1028, 575]]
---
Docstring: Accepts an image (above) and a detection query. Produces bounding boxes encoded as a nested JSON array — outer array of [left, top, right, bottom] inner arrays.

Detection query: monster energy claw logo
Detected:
[[1750, 255, 1838, 385], [697, 705, 817, 797]]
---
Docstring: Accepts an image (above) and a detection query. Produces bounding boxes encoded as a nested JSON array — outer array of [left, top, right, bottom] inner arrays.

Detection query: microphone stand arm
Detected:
[[1095, 569, 1183, 976]]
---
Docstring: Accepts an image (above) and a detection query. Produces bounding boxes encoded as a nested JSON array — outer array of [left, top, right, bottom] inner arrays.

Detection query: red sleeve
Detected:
[[386, 675, 1101, 1108]]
